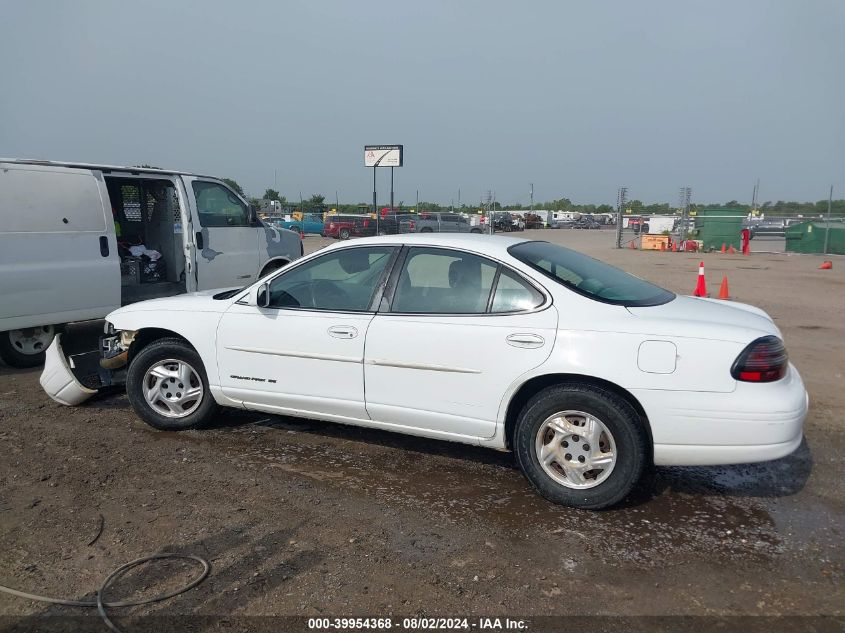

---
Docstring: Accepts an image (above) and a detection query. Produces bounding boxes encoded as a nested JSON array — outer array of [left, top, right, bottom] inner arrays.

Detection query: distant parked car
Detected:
[[323, 215, 375, 240], [746, 218, 799, 239], [574, 216, 601, 230], [401, 212, 482, 234], [275, 213, 324, 235]]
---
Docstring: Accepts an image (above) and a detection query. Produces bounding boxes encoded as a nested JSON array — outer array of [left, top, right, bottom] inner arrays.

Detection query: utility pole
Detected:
[[530, 183, 534, 214], [615, 186, 628, 248], [458, 188, 461, 208], [390, 167, 394, 213], [824, 185, 834, 255]]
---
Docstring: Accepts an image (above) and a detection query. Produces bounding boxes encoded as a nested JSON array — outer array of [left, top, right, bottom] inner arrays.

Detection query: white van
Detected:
[[0, 159, 302, 367]]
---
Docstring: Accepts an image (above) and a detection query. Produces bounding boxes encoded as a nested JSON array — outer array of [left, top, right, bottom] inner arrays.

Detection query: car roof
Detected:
[[326, 233, 531, 256], [0, 158, 214, 179]]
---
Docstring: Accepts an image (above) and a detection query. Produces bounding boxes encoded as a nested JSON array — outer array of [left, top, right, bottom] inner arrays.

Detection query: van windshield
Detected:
[[509, 241, 675, 307]]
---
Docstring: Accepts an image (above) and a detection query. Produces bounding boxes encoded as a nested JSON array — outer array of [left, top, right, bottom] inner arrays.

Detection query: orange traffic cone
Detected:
[[820, 260, 833, 270], [660, 241, 666, 251], [728, 244, 736, 254], [693, 261, 707, 297], [720, 243, 726, 254], [718, 276, 730, 300], [672, 241, 678, 252]]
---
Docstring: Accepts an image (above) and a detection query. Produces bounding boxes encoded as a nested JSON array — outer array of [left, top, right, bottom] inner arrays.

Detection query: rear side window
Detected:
[[491, 269, 544, 313], [391, 248, 497, 314], [192, 181, 250, 227]]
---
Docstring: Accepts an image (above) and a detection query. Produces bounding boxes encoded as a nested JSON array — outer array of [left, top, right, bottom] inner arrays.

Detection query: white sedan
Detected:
[[41, 234, 808, 509]]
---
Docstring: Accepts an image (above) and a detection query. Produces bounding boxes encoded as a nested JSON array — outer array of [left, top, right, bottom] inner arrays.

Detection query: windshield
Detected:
[[509, 241, 675, 307]]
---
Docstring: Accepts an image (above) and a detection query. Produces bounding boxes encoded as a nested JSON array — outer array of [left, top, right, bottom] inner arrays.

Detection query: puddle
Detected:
[[175, 413, 833, 569]]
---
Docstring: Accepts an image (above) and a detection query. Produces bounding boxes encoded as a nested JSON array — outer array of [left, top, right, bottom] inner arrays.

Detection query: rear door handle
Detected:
[[506, 333, 545, 349], [328, 325, 358, 339]]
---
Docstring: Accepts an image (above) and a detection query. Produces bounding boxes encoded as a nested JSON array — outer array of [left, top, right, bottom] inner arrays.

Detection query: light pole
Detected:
[[824, 185, 834, 255]]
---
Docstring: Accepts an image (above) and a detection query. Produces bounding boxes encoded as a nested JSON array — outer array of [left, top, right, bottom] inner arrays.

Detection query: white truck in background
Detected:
[[0, 159, 302, 367]]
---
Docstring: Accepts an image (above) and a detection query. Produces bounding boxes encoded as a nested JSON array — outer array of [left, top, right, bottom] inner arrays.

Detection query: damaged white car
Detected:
[[41, 234, 808, 509]]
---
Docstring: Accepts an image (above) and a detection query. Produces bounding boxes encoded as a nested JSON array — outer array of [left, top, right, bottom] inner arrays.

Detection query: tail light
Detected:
[[408, 220, 415, 230], [363, 219, 370, 227], [731, 336, 788, 382]]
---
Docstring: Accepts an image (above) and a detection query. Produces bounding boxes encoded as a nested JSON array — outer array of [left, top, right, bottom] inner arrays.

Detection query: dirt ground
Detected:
[[1, 228, 843, 630]]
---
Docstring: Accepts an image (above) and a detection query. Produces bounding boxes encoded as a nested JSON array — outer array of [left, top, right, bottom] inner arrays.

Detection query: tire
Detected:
[[339, 228, 351, 240], [126, 338, 219, 431], [0, 326, 56, 368], [420, 227, 433, 233], [513, 383, 647, 509], [470, 228, 482, 234]]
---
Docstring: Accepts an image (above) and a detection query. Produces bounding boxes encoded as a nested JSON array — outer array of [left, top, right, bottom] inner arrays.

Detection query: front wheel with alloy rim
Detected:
[[0, 326, 56, 368], [126, 338, 218, 431], [513, 383, 648, 509]]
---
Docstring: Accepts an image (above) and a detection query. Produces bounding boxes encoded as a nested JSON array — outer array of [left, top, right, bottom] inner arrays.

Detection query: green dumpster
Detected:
[[694, 208, 746, 251], [785, 221, 845, 255]]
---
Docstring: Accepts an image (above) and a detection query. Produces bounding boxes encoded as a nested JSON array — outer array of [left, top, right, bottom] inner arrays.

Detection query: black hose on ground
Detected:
[[0, 552, 210, 633]]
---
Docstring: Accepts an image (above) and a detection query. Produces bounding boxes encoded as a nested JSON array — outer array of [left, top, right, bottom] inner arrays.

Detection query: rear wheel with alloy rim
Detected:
[[0, 325, 56, 368], [126, 338, 218, 430], [339, 228, 351, 240], [514, 383, 647, 509]]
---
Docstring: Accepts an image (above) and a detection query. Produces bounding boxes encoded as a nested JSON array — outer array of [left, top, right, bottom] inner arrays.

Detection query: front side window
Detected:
[[391, 248, 497, 314], [192, 181, 249, 227], [265, 247, 394, 311], [509, 241, 674, 307]]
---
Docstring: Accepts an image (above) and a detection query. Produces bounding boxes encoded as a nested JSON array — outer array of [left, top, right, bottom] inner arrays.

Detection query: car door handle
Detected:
[[328, 325, 358, 339], [506, 333, 545, 349]]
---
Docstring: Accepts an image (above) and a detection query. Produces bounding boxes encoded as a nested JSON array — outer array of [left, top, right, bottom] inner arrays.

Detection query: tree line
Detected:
[[220, 177, 844, 218]]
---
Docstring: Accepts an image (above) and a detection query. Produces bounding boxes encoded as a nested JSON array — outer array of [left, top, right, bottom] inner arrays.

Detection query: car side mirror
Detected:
[[249, 204, 262, 226], [247, 282, 270, 307]]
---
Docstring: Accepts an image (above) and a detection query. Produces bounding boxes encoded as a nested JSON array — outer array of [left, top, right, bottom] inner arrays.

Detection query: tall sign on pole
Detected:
[[365, 145, 403, 227]]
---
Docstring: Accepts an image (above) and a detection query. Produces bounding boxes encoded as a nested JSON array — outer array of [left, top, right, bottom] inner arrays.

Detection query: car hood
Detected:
[[626, 295, 782, 342], [107, 288, 241, 317]]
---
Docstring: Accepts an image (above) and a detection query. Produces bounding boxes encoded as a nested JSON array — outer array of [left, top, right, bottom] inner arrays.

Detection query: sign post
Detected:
[[365, 145, 403, 233]]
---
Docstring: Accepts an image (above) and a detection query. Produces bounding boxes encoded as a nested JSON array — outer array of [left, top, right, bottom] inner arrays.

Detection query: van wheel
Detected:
[[339, 228, 351, 240], [260, 259, 289, 278], [470, 228, 482, 234], [126, 338, 218, 431], [420, 227, 433, 233], [513, 383, 647, 509], [0, 326, 56, 368]]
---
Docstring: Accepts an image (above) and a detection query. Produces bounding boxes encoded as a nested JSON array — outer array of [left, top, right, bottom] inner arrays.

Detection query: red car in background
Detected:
[[322, 215, 377, 240]]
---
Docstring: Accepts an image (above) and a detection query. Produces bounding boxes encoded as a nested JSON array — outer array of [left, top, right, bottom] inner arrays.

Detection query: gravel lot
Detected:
[[1, 228, 842, 629]]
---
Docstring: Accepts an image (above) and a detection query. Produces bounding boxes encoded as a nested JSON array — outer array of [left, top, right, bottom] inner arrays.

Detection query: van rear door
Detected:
[[0, 164, 120, 331]]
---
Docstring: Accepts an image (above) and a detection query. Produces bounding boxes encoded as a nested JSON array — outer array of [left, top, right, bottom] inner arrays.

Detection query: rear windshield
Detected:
[[509, 241, 674, 307]]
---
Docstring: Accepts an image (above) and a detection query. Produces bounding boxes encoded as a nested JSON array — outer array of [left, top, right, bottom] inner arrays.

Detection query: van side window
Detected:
[[192, 181, 250, 227]]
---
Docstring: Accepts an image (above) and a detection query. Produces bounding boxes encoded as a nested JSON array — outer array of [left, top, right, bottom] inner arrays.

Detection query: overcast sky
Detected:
[[1, 1, 843, 206]]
